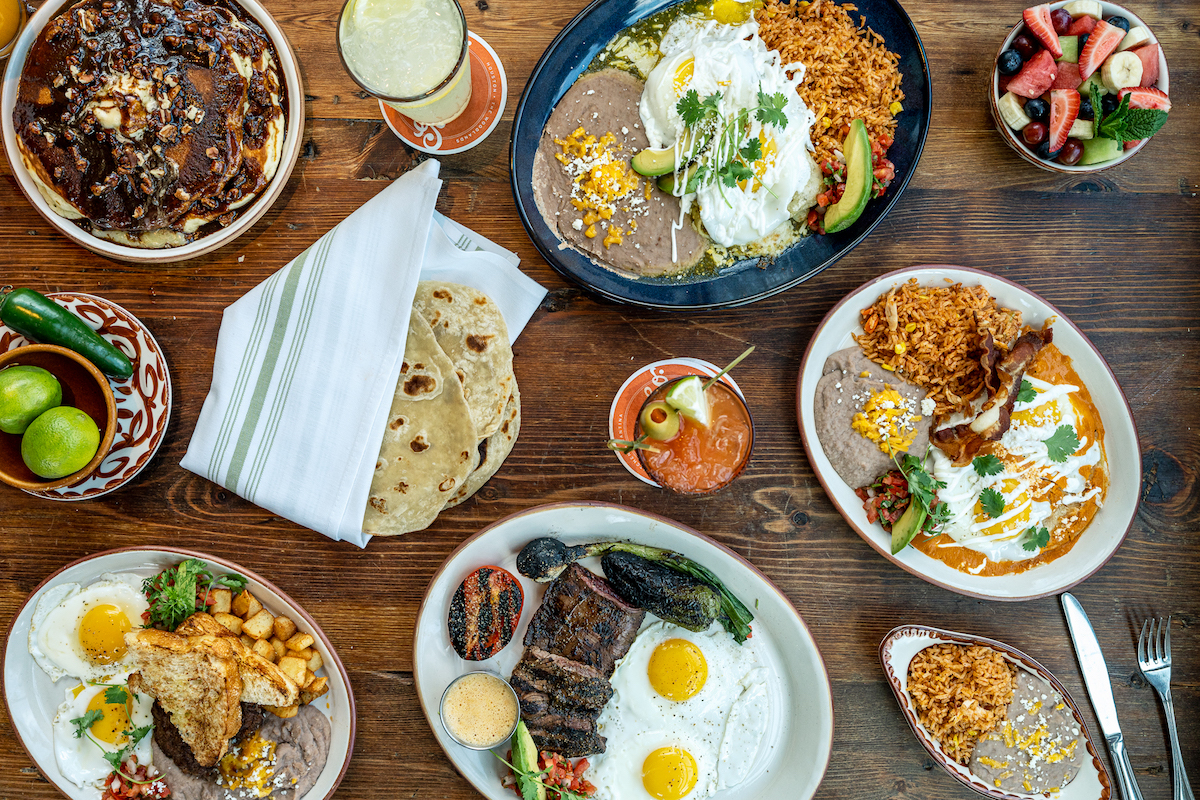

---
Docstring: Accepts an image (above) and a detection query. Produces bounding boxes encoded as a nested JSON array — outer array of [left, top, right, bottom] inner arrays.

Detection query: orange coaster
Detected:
[[381, 33, 507, 154], [609, 359, 746, 485]]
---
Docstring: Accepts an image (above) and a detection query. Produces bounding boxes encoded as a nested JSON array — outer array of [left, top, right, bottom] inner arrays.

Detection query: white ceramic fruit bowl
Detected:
[[989, 0, 1169, 174]]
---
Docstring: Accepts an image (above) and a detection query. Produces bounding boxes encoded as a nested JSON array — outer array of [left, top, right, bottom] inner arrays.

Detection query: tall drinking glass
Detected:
[[337, 0, 472, 125]]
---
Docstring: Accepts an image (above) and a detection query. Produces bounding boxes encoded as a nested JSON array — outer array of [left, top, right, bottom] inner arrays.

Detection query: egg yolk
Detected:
[[647, 639, 707, 701], [642, 746, 698, 800], [1011, 387, 1064, 428], [84, 690, 132, 745], [672, 58, 694, 96], [78, 603, 131, 665], [973, 477, 1031, 537]]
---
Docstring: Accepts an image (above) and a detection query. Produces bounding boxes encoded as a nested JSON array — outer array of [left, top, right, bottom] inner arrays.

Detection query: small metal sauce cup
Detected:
[[439, 671, 521, 750]]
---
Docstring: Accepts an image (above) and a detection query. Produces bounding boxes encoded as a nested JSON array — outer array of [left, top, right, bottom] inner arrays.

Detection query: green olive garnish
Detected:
[[640, 401, 681, 441]]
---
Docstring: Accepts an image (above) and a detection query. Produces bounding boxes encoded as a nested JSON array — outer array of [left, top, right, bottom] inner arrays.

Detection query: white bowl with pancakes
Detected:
[[0, 0, 304, 263]]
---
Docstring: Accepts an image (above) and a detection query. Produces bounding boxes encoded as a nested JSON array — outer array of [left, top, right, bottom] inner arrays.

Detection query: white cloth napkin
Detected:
[[181, 160, 545, 546]]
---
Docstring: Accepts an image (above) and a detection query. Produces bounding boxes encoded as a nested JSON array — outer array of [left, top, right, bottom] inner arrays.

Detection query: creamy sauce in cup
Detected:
[[441, 672, 519, 748]]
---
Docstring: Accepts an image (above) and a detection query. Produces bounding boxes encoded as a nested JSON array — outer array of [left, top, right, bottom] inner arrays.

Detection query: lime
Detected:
[[0, 365, 63, 435], [21, 406, 100, 479], [664, 376, 711, 428]]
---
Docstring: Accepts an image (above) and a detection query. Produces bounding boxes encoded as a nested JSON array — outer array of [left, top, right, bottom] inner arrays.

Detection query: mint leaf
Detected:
[[71, 710, 104, 738], [972, 454, 1004, 477], [1121, 108, 1168, 140], [1044, 425, 1080, 462], [739, 136, 763, 163], [1022, 526, 1051, 551], [979, 488, 1005, 519], [1017, 380, 1037, 404], [754, 90, 789, 128]]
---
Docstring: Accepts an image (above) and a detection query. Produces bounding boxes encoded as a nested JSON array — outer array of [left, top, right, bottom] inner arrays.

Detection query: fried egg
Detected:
[[931, 375, 1103, 563], [28, 573, 149, 683], [638, 18, 818, 247], [51, 682, 154, 789], [589, 621, 769, 800]]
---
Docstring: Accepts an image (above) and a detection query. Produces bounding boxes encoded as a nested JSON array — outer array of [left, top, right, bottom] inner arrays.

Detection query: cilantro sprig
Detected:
[[972, 454, 1004, 477], [70, 683, 158, 783], [979, 487, 1006, 519], [893, 450, 951, 536], [142, 558, 247, 631], [1017, 380, 1037, 405], [1044, 425, 1080, 462], [1090, 85, 1168, 144], [1022, 526, 1051, 552]]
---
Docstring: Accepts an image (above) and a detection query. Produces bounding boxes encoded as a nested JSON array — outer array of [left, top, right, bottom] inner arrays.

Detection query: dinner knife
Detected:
[[1061, 592, 1146, 800]]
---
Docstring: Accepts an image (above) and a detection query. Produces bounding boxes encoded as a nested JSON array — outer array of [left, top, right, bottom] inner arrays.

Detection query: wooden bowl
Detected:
[[0, 345, 117, 492], [989, 0, 1169, 173]]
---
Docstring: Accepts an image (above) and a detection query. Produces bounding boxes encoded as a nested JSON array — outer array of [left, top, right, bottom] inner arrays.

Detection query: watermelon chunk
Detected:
[[1078, 19, 1125, 79], [1130, 43, 1160, 87], [1023, 4, 1063, 58], [1007, 50, 1059, 99], [1066, 15, 1097, 36], [1049, 89, 1081, 151], [1052, 62, 1083, 90]]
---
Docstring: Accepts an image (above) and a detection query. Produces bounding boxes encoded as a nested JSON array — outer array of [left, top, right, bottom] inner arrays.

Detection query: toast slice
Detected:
[[124, 629, 243, 767], [175, 613, 300, 707]]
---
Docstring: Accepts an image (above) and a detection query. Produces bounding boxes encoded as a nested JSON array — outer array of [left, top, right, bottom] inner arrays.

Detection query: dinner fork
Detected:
[[1137, 616, 1195, 800]]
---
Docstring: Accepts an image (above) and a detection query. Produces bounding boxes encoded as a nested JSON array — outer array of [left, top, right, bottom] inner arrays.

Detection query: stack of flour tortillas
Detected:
[[362, 282, 521, 535]]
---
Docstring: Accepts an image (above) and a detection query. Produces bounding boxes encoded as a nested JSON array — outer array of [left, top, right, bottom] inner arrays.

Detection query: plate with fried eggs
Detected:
[[2, 547, 356, 800], [413, 501, 834, 800], [796, 265, 1141, 600]]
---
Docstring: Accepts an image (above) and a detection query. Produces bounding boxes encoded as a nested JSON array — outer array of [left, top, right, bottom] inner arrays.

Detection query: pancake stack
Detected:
[[363, 282, 521, 536], [12, 0, 287, 248]]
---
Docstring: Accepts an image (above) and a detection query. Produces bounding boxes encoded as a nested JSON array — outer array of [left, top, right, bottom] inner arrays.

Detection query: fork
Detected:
[[1138, 616, 1195, 800]]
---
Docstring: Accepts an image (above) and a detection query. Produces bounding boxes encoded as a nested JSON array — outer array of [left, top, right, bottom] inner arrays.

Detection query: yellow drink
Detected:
[[0, 0, 26, 57]]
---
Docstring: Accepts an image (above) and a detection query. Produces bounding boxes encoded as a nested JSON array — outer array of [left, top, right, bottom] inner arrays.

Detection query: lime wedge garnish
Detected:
[[665, 376, 711, 428]]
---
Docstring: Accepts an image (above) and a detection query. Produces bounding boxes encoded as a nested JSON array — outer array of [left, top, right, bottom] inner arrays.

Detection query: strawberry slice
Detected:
[[1049, 89, 1081, 152], [1007, 50, 1058, 99], [1129, 43, 1160, 87], [1078, 19, 1124, 79], [1065, 15, 1097, 36], [1023, 4, 1063, 58], [1119, 86, 1171, 111]]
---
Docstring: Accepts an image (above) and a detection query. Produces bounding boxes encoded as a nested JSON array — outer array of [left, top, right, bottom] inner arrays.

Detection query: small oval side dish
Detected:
[[879, 625, 1112, 800], [990, 0, 1169, 173]]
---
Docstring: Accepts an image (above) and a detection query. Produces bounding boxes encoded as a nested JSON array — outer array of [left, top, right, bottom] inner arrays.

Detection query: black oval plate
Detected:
[[510, 0, 931, 311]]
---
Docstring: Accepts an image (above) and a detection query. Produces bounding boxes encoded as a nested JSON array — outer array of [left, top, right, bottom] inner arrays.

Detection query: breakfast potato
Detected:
[[242, 609, 275, 640], [300, 676, 329, 705], [232, 590, 262, 618], [302, 669, 315, 689], [266, 704, 299, 719], [209, 588, 233, 614], [270, 637, 286, 661], [278, 655, 307, 686], [273, 615, 298, 641], [307, 650, 323, 673], [285, 632, 314, 651], [240, 634, 255, 650], [213, 612, 243, 635], [288, 646, 313, 661], [252, 638, 276, 663]]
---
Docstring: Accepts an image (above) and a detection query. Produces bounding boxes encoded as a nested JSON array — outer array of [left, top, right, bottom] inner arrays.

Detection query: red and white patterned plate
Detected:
[[0, 293, 171, 500]]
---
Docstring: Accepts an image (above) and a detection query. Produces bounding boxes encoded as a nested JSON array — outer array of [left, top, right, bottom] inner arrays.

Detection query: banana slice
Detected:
[[1102, 51, 1143, 91], [998, 91, 1032, 131], [1117, 26, 1152, 51], [1069, 118, 1095, 140], [1063, 0, 1102, 18]]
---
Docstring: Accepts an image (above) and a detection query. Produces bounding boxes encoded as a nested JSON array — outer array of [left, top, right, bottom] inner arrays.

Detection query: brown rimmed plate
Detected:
[[412, 501, 833, 800], [796, 265, 1140, 601], [879, 624, 1112, 800], [2, 547, 356, 800]]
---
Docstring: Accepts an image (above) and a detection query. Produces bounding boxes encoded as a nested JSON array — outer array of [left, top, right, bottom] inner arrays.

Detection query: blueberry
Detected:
[[1079, 33, 1089, 50], [998, 49, 1023, 75], [1036, 141, 1061, 160], [1024, 98, 1050, 122], [1105, 15, 1130, 31], [1078, 97, 1094, 120], [1101, 93, 1121, 116]]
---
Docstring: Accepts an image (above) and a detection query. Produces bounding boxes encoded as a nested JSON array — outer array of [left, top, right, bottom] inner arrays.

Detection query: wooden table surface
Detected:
[[2, 0, 1198, 796]]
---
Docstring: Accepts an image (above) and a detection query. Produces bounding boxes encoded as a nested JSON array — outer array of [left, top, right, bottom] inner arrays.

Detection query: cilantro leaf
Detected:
[[972, 454, 1004, 477], [979, 488, 1005, 518], [1044, 425, 1080, 462], [676, 90, 706, 127], [739, 136, 763, 163], [128, 724, 153, 747], [104, 685, 129, 706], [71, 710, 104, 739], [754, 90, 789, 128], [720, 161, 754, 187], [1022, 526, 1051, 552], [102, 749, 125, 771], [1017, 380, 1037, 404]]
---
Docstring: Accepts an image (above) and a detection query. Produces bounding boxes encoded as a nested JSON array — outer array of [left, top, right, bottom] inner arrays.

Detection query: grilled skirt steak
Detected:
[[511, 647, 614, 713], [523, 563, 645, 677]]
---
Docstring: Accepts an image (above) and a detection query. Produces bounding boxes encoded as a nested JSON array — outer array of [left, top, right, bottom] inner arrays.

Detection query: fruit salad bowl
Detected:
[[990, 0, 1169, 173]]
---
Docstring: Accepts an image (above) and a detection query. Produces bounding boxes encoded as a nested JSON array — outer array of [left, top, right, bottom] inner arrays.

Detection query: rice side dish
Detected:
[[907, 644, 1016, 765]]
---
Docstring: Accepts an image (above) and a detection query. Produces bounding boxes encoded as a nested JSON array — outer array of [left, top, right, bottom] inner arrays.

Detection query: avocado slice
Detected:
[[822, 118, 873, 234], [510, 721, 545, 800], [889, 501, 926, 554], [657, 163, 700, 196], [632, 146, 677, 177]]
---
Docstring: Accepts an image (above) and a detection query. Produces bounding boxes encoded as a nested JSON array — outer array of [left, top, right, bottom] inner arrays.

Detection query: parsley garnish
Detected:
[[972, 454, 1004, 477], [142, 558, 247, 631], [1022, 526, 1051, 552], [1017, 380, 1037, 404], [979, 488, 1005, 518], [71, 710, 104, 738], [1044, 425, 1080, 462], [1093, 91, 1168, 144]]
